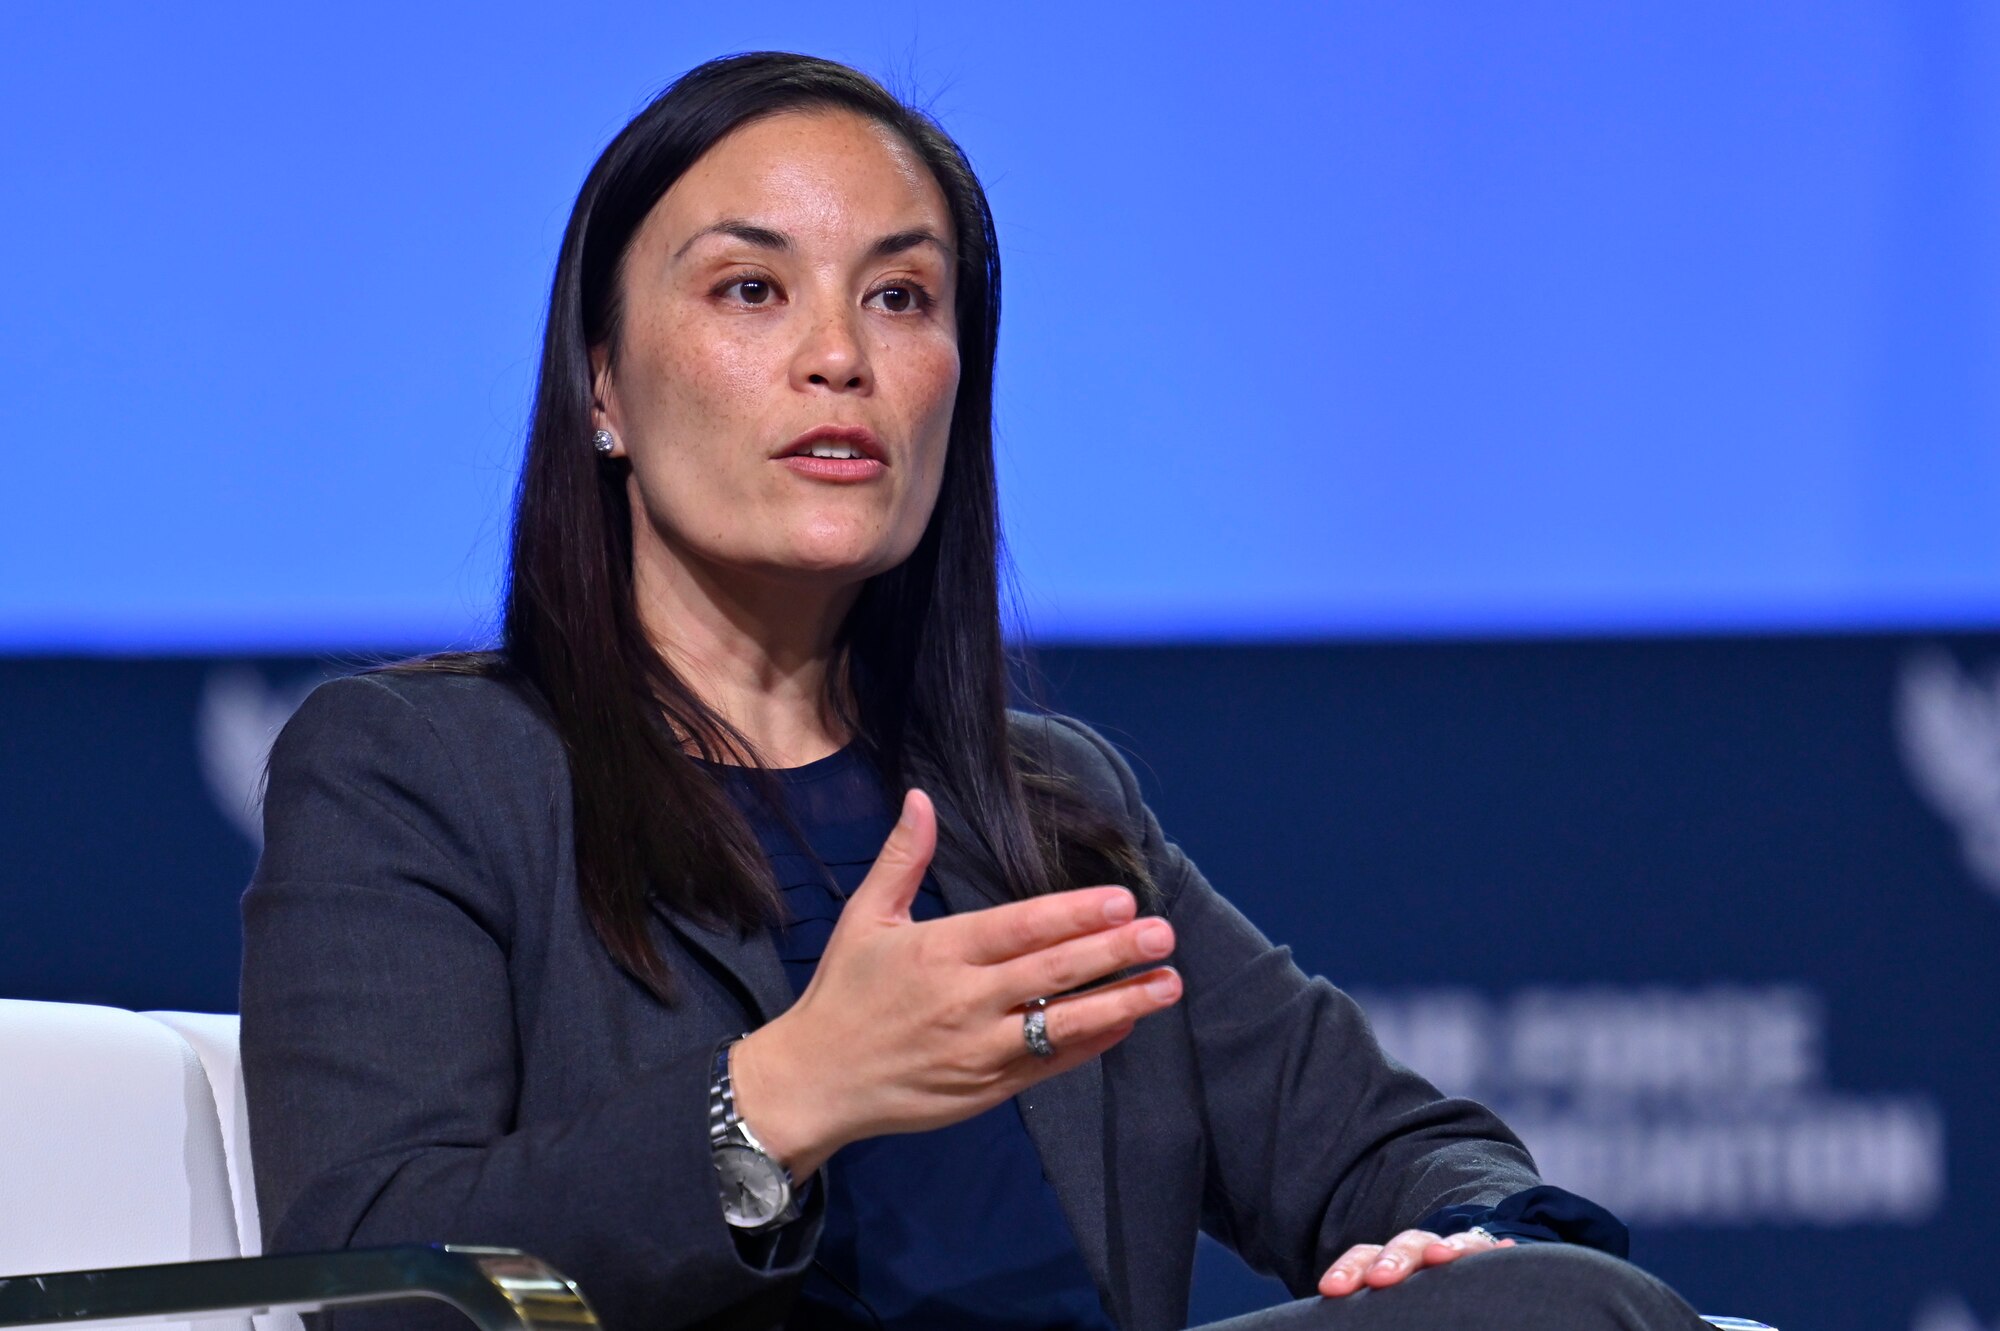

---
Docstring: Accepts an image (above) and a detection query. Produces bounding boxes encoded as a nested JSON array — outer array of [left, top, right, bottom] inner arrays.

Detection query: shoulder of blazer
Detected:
[[1004, 706, 1145, 829], [255, 666, 573, 949], [297, 664, 566, 766], [289, 681, 1139, 808], [271, 665, 574, 849], [284, 679, 1142, 836]]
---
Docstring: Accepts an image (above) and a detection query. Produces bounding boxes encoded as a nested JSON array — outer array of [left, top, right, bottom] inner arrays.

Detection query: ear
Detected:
[[588, 343, 615, 431]]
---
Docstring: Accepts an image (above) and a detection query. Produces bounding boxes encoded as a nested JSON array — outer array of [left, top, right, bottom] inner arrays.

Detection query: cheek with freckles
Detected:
[[617, 313, 788, 552], [882, 343, 959, 559], [648, 310, 775, 458]]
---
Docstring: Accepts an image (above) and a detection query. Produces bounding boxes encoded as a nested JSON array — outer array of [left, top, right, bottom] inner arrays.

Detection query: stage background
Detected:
[[5, 5, 1999, 1331], [3, 1, 1998, 647]]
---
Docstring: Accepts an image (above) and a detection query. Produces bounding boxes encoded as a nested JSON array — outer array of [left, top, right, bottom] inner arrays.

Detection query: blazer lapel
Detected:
[[931, 801, 1118, 1325], [649, 900, 794, 1026]]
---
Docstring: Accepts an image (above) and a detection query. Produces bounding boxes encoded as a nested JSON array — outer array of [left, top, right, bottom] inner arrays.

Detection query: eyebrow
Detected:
[[672, 219, 953, 266]]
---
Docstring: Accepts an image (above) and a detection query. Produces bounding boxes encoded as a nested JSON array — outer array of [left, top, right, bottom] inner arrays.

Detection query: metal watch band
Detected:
[[710, 1035, 788, 1154], [708, 1035, 802, 1231], [708, 1036, 741, 1149]]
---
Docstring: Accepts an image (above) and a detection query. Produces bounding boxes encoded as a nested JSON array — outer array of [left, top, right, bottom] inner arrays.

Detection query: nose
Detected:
[[789, 303, 871, 394]]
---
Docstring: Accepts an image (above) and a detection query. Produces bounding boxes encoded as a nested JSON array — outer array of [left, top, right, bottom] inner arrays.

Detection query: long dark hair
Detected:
[[424, 52, 1147, 998]]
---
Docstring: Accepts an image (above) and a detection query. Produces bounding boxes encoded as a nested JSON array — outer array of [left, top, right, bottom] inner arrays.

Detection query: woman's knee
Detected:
[[1191, 1246, 1705, 1331], [1455, 1243, 1703, 1331]]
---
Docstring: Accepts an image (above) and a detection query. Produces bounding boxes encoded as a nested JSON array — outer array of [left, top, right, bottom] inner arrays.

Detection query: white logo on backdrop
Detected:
[[196, 666, 326, 846], [1356, 985, 1945, 1227], [1914, 1294, 1999, 1331], [1897, 648, 2000, 901]]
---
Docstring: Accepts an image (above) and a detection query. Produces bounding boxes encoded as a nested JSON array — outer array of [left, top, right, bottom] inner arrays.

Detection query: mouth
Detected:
[[774, 425, 887, 465]]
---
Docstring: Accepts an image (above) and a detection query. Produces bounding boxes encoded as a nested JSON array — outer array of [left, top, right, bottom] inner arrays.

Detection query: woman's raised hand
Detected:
[[729, 788, 1181, 1178]]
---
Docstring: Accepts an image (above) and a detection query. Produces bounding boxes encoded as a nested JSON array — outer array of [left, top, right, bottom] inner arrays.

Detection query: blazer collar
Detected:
[[649, 901, 794, 1026]]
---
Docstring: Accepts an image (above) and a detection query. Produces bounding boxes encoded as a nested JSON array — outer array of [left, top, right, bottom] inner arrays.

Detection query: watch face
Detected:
[[714, 1144, 790, 1227]]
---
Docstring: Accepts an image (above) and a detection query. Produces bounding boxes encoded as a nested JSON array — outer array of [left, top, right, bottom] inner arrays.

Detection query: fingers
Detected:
[[951, 885, 1139, 965], [1360, 1230, 1445, 1288], [1318, 1245, 1382, 1297], [1422, 1230, 1513, 1265], [1005, 966, 1181, 1065], [1318, 1229, 1512, 1298], [848, 788, 937, 923], [989, 914, 1176, 1005], [1020, 1019, 1136, 1083]]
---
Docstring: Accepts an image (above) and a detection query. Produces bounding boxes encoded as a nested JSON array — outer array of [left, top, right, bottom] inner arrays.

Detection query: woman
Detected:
[[241, 52, 1709, 1331]]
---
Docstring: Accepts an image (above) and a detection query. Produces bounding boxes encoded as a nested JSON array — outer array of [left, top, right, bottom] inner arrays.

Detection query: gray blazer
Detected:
[[241, 671, 1538, 1331]]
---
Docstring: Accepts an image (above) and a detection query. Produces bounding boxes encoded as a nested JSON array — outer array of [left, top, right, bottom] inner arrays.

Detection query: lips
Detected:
[[774, 425, 886, 465]]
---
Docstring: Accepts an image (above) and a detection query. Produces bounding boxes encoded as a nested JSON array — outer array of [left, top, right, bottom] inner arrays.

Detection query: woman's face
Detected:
[[593, 108, 960, 599]]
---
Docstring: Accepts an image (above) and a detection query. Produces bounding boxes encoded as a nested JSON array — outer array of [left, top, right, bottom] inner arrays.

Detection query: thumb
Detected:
[[849, 787, 936, 923]]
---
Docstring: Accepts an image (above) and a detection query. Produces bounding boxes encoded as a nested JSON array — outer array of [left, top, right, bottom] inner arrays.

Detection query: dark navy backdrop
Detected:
[[6, 635, 1998, 1331]]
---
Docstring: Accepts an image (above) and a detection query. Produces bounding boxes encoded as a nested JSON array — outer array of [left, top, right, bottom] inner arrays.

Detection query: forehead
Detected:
[[650, 108, 954, 252]]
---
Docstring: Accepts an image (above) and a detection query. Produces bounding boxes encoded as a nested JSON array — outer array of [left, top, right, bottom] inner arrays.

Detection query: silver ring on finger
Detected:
[[1465, 1226, 1499, 1245], [1023, 999, 1056, 1058]]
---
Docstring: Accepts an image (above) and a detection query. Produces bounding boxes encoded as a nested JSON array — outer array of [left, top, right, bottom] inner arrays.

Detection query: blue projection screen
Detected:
[[3, 2, 1997, 650]]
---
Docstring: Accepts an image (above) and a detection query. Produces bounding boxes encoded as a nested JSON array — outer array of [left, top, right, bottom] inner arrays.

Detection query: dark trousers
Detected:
[[1191, 1246, 1711, 1331]]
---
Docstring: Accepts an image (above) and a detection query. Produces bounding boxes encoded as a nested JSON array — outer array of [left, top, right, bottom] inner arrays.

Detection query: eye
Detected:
[[867, 282, 934, 315], [714, 274, 781, 306]]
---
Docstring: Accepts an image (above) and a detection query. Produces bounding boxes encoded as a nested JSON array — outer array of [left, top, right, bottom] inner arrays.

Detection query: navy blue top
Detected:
[[706, 741, 1117, 1331]]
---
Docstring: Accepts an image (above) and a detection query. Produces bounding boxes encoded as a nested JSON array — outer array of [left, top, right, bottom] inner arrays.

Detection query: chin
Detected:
[[780, 525, 923, 581], [780, 548, 906, 584]]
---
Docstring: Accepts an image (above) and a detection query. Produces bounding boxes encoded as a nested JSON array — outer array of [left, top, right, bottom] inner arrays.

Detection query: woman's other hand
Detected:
[[1317, 1229, 1515, 1298], [730, 788, 1181, 1176]]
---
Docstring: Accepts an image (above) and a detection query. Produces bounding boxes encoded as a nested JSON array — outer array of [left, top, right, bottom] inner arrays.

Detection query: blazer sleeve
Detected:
[[240, 675, 822, 1331], [1042, 714, 1542, 1295]]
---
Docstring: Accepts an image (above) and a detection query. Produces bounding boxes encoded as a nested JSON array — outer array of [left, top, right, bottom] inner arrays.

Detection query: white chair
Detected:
[[140, 1011, 294, 1331], [0, 1000, 245, 1331], [0, 999, 594, 1331]]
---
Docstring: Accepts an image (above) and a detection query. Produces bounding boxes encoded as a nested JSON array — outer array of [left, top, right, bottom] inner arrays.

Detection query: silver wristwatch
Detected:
[[709, 1036, 802, 1233]]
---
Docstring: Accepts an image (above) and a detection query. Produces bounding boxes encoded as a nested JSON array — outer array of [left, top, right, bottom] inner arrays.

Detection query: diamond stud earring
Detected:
[[591, 429, 616, 457]]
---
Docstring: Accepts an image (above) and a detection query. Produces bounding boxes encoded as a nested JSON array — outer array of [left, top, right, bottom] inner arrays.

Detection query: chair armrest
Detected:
[[0, 1246, 597, 1331]]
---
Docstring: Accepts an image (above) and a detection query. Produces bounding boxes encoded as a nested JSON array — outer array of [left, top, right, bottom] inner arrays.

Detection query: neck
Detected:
[[631, 530, 861, 770]]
